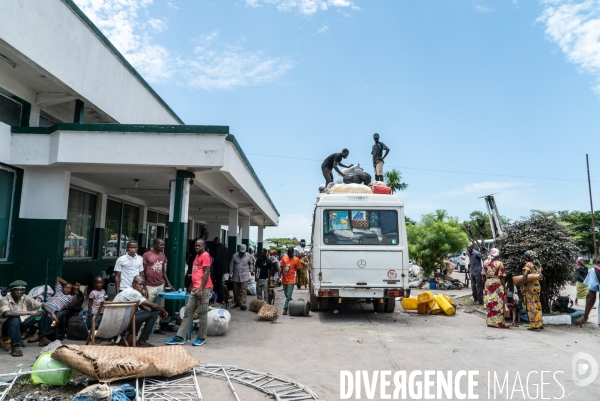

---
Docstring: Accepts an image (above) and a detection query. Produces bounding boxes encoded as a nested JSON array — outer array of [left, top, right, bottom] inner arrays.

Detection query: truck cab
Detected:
[[309, 193, 409, 312]]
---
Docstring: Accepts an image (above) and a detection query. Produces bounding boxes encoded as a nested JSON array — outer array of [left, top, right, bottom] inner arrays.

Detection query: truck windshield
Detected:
[[323, 209, 399, 245]]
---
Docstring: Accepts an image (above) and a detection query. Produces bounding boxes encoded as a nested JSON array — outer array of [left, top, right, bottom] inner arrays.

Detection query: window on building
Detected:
[[64, 188, 97, 259], [146, 209, 168, 249], [0, 166, 16, 260], [0, 93, 22, 127], [104, 199, 140, 257]]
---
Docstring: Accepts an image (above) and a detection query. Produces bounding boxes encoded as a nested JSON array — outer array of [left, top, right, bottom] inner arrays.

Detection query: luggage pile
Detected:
[[401, 291, 455, 316], [318, 164, 394, 194]]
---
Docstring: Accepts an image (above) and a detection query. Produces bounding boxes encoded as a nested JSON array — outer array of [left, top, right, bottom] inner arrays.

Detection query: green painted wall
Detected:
[[12, 218, 66, 287]]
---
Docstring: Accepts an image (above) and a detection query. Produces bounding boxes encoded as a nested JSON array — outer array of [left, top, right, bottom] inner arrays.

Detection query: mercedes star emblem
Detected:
[[357, 259, 366, 268]]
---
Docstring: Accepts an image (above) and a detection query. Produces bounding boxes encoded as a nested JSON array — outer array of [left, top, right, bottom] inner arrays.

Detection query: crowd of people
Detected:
[[1, 224, 312, 357]]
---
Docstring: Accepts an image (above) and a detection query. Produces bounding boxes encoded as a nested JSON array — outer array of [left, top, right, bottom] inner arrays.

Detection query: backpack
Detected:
[[67, 313, 89, 341], [551, 296, 573, 313]]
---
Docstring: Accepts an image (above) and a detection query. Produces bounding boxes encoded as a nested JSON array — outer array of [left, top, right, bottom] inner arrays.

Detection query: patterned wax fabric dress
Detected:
[[523, 261, 544, 329], [483, 260, 506, 328], [296, 256, 309, 289]]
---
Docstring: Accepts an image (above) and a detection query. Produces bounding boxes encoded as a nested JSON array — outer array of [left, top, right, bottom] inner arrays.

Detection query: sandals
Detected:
[[11, 347, 23, 357]]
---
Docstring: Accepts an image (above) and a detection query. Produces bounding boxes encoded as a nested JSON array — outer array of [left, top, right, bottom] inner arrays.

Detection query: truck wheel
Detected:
[[373, 299, 384, 313], [384, 297, 396, 313]]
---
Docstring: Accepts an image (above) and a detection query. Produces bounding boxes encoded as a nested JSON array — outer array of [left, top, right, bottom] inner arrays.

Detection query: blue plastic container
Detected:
[[429, 282, 436, 290]]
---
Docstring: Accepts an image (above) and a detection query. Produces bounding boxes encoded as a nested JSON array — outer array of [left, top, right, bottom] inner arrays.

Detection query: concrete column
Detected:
[[93, 193, 107, 259], [228, 209, 238, 259], [167, 170, 194, 292], [15, 167, 70, 285], [241, 215, 250, 248], [139, 206, 148, 249], [257, 225, 264, 255]]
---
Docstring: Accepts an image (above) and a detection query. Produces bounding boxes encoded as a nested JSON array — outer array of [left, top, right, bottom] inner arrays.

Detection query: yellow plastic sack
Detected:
[[435, 294, 455, 316]]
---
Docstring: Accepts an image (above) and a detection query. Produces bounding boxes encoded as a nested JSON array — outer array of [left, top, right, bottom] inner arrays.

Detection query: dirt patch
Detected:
[[4, 374, 89, 400]]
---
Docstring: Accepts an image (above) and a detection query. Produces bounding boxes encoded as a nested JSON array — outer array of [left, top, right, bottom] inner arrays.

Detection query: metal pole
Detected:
[[587, 154, 598, 263]]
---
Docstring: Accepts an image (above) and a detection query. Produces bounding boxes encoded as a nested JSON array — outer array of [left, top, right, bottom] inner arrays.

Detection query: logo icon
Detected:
[[572, 352, 598, 386], [357, 259, 366, 268], [387, 270, 397, 279]]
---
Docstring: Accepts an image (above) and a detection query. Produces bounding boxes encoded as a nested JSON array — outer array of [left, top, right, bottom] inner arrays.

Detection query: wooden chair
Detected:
[[86, 300, 139, 346]]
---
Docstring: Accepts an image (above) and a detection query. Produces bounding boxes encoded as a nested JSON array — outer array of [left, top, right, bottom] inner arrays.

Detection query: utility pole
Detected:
[[587, 154, 597, 263]]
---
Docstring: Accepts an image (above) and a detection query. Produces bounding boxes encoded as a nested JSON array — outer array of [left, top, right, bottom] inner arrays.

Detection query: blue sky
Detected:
[[75, 0, 600, 242]]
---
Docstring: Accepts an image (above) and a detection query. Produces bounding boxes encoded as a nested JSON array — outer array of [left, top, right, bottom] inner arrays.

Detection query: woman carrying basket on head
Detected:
[[522, 250, 544, 332], [483, 248, 508, 328]]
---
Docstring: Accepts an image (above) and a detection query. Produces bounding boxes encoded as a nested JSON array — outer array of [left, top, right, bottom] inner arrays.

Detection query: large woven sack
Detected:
[[257, 305, 278, 321], [249, 299, 266, 313], [52, 344, 199, 382]]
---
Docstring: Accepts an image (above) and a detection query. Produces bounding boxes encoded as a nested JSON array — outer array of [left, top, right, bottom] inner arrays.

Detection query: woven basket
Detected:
[[249, 299, 267, 313], [52, 345, 199, 382], [257, 305, 278, 321]]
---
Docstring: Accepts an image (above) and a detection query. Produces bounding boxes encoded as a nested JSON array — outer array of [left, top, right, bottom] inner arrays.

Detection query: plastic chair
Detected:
[[86, 300, 139, 346]]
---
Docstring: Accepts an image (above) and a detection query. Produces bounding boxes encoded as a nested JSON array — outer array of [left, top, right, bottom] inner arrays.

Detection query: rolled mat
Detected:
[[52, 345, 199, 382]]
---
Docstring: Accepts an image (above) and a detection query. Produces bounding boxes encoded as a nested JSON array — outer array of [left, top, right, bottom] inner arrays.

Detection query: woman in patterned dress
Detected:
[[522, 250, 544, 332], [296, 253, 309, 289], [483, 248, 507, 328]]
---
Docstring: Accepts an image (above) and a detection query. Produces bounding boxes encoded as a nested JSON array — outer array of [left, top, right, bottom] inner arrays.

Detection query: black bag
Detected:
[[551, 296, 573, 313], [343, 174, 362, 184], [67, 314, 89, 341], [358, 172, 372, 185]]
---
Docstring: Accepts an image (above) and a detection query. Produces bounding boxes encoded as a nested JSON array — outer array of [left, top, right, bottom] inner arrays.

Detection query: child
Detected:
[[88, 276, 108, 319], [505, 277, 520, 327]]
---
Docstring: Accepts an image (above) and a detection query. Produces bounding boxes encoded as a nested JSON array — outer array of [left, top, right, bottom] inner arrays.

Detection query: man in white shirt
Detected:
[[114, 240, 144, 292]]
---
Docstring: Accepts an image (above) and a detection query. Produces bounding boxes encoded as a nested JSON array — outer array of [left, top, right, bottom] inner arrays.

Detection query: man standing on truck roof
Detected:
[[372, 133, 390, 182], [321, 149, 352, 185]]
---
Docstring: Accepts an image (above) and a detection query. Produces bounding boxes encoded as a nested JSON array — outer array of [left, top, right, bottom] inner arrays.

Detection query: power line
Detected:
[[246, 152, 595, 183]]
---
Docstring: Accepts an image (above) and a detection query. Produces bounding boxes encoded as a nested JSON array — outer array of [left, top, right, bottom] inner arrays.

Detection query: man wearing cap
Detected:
[[229, 244, 252, 310], [371, 133, 390, 182], [0, 280, 58, 357]]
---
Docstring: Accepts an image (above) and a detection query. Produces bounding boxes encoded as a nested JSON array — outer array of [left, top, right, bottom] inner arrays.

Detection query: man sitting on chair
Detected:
[[113, 275, 168, 347]]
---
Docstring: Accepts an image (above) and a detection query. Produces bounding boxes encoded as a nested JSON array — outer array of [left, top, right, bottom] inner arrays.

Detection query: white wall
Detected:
[[0, 69, 40, 126], [20, 167, 71, 219], [0, 123, 11, 164], [0, 0, 181, 125]]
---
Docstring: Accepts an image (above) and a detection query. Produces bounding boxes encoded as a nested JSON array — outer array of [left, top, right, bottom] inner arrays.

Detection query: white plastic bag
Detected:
[[207, 308, 231, 336]]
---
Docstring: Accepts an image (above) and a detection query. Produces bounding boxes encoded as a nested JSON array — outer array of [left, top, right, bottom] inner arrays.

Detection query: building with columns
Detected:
[[0, 0, 277, 289]]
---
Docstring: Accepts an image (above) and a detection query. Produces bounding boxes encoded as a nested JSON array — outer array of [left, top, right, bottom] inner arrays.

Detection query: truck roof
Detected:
[[315, 193, 404, 207]]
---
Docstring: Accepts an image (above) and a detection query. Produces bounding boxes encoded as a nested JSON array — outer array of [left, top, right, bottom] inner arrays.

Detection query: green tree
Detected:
[[384, 169, 408, 193], [266, 237, 298, 252], [495, 212, 579, 313], [557, 210, 600, 260], [407, 210, 469, 276]]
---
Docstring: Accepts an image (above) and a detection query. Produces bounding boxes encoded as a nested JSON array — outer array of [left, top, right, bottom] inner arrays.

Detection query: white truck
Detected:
[[309, 193, 409, 312]]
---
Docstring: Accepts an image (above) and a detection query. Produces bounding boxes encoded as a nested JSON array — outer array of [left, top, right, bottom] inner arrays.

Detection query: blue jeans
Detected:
[[283, 284, 295, 312], [1, 315, 45, 347]]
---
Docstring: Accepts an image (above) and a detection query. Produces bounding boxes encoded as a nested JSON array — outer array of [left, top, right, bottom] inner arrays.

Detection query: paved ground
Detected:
[[2, 274, 599, 400]]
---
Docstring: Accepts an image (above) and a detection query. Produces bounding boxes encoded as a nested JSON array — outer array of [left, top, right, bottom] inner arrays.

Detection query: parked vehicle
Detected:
[[309, 193, 409, 313]]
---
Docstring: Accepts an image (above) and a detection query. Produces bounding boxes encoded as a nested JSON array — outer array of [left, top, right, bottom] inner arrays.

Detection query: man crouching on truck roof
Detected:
[[321, 149, 352, 185], [280, 247, 301, 315]]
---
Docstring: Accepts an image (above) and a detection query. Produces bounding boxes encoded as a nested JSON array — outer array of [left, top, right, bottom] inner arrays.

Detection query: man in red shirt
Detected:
[[142, 238, 173, 334], [280, 247, 301, 315], [165, 238, 213, 346]]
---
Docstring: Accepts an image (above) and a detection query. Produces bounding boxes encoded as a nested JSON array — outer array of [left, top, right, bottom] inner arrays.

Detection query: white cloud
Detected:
[[73, 0, 293, 90], [473, 2, 495, 14], [245, 0, 358, 16], [538, 0, 600, 93], [318, 25, 329, 33]]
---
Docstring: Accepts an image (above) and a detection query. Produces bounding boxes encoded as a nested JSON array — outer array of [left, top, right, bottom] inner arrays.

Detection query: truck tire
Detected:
[[373, 299, 384, 313], [384, 297, 396, 313], [309, 287, 319, 311]]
